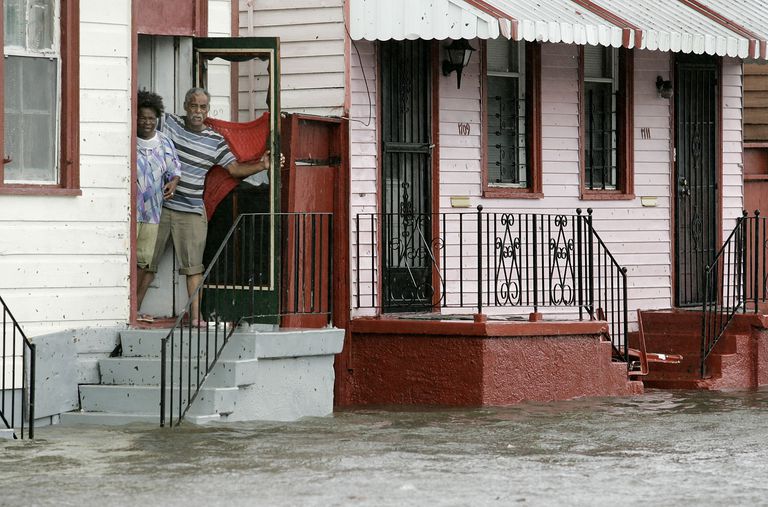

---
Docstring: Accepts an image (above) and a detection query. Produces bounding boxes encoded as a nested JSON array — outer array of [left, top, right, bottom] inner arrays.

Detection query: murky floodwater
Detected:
[[2, 389, 768, 506]]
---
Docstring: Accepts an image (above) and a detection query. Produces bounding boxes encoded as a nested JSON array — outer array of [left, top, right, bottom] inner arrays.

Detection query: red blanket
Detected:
[[202, 113, 270, 219]]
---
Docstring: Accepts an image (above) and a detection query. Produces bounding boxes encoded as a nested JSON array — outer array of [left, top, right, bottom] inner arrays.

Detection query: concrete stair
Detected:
[[628, 309, 765, 390], [60, 326, 344, 426]]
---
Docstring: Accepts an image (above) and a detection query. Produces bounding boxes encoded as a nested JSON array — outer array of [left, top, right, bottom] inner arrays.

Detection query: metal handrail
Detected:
[[701, 211, 753, 376], [1, 295, 35, 439], [159, 212, 333, 426], [354, 207, 629, 362]]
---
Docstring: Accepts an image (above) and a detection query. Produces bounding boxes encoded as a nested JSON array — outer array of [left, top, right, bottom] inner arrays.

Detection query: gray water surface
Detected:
[[2, 389, 768, 506]]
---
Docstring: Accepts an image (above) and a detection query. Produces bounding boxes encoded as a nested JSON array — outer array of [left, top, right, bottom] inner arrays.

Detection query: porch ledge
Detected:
[[350, 316, 609, 338]]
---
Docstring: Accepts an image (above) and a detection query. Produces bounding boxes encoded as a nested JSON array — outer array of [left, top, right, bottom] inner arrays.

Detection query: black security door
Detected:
[[674, 55, 718, 307], [380, 40, 433, 311]]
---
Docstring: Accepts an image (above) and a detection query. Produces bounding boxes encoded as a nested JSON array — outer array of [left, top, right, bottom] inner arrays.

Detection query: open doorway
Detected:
[[134, 35, 281, 323]]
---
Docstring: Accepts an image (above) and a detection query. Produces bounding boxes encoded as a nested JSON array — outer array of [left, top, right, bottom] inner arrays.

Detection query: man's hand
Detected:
[[226, 151, 286, 178], [258, 150, 271, 170]]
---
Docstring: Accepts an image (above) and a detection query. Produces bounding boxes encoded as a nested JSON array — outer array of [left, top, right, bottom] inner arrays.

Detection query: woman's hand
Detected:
[[163, 178, 179, 200]]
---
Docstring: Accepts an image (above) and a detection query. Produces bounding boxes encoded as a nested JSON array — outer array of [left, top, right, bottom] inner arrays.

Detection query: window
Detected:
[[580, 45, 633, 199], [482, 39, 541, 198], [1, 0, 79, 193]]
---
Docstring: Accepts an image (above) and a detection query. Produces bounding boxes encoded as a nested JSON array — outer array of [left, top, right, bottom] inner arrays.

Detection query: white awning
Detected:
[[349, 0, 501, 41], [348, 0, 768, 59]]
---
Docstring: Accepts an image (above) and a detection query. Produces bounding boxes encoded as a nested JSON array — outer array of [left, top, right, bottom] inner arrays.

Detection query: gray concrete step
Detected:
[[60, 408, 224, 427], [99, 356, 260, 388], [221, 328, 345, 360], [120, 328, 230, 358], [99, 357, 202, 385], [59, 412, 160, 426], [79, 384, 237, 416]]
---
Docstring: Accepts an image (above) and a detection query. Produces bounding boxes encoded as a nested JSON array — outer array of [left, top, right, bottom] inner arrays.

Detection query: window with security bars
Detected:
[[3, 0, 60, 184], [583, 45, 618, 191], [486, 38, 527, 187]]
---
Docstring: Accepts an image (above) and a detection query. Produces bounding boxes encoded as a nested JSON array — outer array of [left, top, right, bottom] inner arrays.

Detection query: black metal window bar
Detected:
[[355, 207, 629, 362], [0, 295, 35, 439], [585, 83, 617, 190], [160, 212, 333, 427], [702, 211, 768, 376]]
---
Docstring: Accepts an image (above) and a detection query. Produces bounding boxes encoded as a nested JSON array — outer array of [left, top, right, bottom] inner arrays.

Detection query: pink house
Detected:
[[334, 0, 768, 406]]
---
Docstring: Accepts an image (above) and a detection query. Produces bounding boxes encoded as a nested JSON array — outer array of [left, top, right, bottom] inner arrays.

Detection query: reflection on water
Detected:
[[2, 389, 768, 506]]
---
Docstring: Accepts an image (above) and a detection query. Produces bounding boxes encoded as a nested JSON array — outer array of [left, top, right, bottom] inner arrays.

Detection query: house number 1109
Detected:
[[458, 122, 471, 136]]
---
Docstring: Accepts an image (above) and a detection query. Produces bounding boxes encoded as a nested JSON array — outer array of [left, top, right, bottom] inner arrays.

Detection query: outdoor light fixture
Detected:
[[656, 76, 673, 99], [442, 39, 476, 89]]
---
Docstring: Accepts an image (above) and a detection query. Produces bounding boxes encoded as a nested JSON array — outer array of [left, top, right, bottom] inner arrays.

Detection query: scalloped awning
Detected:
[[348, 0, 768, 59]]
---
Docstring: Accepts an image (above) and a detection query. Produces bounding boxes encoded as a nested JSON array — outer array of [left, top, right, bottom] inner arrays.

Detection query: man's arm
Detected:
[[225, 150, 271, 179]]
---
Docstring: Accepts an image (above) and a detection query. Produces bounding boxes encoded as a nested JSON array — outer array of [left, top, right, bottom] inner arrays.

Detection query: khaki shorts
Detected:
[[136, 222, 159, 269], [148, 208, 208, 275]]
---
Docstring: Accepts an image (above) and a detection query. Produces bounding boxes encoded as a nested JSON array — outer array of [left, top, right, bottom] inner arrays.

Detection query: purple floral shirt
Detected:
[[136, 132, 182, 224]]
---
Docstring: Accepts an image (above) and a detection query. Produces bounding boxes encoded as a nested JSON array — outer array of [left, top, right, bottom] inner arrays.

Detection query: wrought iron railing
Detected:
[[355, 207, 629, 361], [701, 211, 766, 376], [160, 212, 333, 426], [1, 295, 35, 439]]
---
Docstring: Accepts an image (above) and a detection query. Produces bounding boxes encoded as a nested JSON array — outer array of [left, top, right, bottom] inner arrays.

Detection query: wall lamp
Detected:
[[656, 76, 673, 99], [442, 39, 476, 89]]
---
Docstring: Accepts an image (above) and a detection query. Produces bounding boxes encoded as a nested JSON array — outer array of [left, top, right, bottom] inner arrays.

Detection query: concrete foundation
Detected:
[[343, 318, 642, 406]]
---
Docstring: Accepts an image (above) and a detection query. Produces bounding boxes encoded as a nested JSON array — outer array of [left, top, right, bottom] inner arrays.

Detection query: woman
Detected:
[[135, 90, 182, 322]]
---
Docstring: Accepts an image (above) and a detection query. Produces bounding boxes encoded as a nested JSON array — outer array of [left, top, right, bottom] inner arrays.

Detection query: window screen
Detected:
[[3, 0, 59, 183], [583, 45, 617, 190], [486, 39, 527, 187]]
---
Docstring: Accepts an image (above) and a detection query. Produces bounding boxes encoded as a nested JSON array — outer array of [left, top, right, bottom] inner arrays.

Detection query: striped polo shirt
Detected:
[[160, 113, 236, 215]]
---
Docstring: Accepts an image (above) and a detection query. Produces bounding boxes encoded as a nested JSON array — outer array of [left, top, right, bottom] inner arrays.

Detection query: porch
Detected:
[[341, 208, 768, 407]]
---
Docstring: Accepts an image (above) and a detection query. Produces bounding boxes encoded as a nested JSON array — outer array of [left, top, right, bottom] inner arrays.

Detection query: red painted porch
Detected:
[[630, 310, 768, 390], [336, 317, 643, 407]]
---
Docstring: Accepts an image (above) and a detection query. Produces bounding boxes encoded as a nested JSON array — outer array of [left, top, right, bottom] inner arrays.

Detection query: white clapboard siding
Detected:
[[238, 0, 345, 116], [0, 0, 132, 334], [206, 0, 234, 120], [722, 57, 744, 231]]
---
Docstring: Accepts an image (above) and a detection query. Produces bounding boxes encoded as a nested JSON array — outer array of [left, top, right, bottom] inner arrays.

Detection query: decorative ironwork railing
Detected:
[[1, 295, 35, 439], [160, 212, 333, 426], [701, 211, 767, 376], [355, 207, 629, 361]]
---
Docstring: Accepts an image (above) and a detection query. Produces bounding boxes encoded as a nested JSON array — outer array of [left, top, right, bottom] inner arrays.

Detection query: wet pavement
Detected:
[[2, 388, 768, 506]]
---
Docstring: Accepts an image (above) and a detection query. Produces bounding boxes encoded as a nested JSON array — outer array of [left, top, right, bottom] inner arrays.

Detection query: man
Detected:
[[139, 87, 272, 327]]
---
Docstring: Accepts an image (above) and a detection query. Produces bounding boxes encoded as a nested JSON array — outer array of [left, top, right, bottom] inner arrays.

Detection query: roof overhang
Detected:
[[348, 0, 768, 60]]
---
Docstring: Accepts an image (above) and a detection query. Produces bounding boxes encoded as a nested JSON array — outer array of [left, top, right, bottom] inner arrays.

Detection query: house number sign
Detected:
[[457, 122, 470, 136]]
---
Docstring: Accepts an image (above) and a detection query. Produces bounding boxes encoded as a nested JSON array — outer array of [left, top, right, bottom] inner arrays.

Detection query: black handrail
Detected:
[[160, 212, 333, 426], [701, 211, 755, 376], [1, 295, 35, 439], [354, 207, 629, 362]]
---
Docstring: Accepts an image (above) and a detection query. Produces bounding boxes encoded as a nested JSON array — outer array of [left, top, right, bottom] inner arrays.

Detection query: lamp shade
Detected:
[[445, 39, 475, 68]]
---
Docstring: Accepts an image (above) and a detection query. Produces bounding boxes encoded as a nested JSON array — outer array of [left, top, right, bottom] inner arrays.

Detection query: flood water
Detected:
[[2, 389, 768, 506]]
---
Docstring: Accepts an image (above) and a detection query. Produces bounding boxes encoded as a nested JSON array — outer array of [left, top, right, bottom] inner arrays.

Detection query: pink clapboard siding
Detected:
[[348, 40, 744, 322]]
